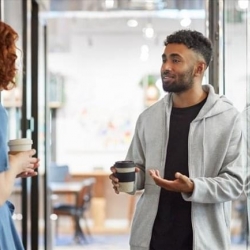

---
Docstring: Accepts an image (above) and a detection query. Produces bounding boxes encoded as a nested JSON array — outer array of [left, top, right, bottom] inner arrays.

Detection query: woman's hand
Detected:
[[16, 172, 37, 178], [17, 151, 40, 178], [9, 149, 40, 178]]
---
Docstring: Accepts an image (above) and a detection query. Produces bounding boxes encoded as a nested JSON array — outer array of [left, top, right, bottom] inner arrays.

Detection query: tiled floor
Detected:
[[54, 243, 247, 250], [53, 243, 247, 250], [51, 234, 248, 250], [53, 234, 130, 250], [48, 218, 249, 250]]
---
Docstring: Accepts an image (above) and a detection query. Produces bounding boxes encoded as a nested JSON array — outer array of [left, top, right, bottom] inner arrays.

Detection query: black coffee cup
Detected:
[[114, 161, 135, 192]]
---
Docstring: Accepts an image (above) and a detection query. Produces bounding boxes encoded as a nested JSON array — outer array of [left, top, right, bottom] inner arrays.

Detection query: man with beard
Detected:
[[109, 30, 244, 250]]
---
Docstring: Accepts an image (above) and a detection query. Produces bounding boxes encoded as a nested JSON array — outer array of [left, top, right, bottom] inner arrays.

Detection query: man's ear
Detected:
[[195, 62, 206, 76]]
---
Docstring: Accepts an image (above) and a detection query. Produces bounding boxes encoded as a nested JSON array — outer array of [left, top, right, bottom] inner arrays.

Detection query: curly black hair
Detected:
[[164, 30, 213, 67]]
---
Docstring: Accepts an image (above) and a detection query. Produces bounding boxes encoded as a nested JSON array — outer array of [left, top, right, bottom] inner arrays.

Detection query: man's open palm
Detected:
[[149, 169, 194, 193]]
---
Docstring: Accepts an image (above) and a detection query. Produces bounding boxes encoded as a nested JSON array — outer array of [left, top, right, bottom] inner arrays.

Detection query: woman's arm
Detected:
[[0, 149, 39, 206]]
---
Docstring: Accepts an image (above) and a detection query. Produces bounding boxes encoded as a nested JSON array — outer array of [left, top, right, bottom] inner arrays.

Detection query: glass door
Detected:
[[222, 0, 249, 248], [2, 1, 30, 249], [1, 0, 51, 249]]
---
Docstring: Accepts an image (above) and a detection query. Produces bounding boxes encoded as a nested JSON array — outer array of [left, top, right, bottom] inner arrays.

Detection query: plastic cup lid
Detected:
[[8, 138, 33, 146]]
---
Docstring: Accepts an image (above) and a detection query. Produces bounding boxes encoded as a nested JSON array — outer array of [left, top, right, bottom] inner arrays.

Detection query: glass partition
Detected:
[[2, 0, 26, 244], [2, 1, 49, 249], [223, 0, 249, 248]]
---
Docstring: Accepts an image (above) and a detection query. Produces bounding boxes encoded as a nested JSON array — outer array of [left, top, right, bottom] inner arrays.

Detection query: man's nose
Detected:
[[162, 61, 172, 71]]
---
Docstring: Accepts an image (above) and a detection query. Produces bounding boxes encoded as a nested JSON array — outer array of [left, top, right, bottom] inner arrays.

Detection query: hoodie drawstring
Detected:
[[202, 117, 206, 176]]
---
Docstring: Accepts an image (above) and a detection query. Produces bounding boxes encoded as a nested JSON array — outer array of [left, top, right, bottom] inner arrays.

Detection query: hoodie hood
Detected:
[[163, 84, 235, 121], [195, 84, 235, 121]]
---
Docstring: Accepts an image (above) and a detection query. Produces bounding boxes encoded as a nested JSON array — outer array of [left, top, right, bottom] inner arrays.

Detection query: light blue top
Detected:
[[0, 104, 24, 250]]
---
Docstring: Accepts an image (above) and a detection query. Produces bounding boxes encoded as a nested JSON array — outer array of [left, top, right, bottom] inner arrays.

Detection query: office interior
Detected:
[[0, 0, 249, 249]]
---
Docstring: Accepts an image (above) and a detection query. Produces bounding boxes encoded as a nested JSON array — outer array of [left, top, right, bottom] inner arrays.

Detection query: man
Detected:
[[109, 30, 244, 250]]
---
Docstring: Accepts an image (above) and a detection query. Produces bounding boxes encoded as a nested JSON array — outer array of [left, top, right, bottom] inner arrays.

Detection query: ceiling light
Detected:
[[142, 23, 155, 39], [237, 0, 248, 9], [180, 17, 191, 27], [127, 19, 138, 27], [105, 0, 115, 9], [179, 9, 192, 27]]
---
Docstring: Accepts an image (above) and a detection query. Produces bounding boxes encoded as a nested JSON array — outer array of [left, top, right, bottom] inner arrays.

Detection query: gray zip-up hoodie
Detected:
[[126, 84, 244, 250]]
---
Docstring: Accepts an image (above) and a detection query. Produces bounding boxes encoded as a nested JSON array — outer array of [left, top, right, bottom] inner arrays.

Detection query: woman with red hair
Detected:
[[0, 21, 39, 250]]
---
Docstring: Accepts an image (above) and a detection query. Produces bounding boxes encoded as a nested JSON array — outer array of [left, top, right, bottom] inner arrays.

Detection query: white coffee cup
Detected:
[[8, 138, 33, 153]]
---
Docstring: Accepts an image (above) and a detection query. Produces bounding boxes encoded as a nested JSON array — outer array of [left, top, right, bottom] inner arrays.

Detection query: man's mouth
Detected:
[[162, 75, 175, 81]]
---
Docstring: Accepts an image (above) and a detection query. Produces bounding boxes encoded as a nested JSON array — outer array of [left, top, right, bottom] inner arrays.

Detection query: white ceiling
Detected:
[[40, 0, 206, 53], [47, 0, 204, 12]]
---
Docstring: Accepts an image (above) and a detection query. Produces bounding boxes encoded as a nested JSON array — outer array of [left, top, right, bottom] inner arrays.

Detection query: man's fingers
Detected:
[[149, 169, 154, 176], [135, 166, 140, 173], [175, 172, 188, 182], [109, 174, 118, 182], [155, 170, 160, 177], [149, 169, 161, 178]]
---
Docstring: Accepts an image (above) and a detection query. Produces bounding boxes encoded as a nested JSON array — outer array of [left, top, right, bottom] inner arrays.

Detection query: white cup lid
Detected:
[[8, 138, 33, 146]]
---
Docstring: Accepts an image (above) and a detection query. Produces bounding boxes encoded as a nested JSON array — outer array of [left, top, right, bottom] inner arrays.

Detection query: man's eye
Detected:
[[162, 59, 166, 63], [172, 59, 180, 63]]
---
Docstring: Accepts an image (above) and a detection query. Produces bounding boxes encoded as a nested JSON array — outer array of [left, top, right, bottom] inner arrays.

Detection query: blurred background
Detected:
[[1, 0, 249, 249]]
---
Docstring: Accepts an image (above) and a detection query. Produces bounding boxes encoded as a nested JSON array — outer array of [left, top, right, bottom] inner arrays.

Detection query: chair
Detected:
[[49, 164, 71, 183], [52, 177, 96, 243], [49, 164, 71, 202]]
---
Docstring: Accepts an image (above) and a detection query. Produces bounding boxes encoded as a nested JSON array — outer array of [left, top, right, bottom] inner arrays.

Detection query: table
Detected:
[[49, 181, 84, 210], [13, 182, 84, 196], [71, 171, 110, 197], [50, 181, 83, 195]]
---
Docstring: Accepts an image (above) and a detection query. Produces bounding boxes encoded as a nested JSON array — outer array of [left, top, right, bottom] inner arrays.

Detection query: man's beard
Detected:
[[161, 68, 194, 93]]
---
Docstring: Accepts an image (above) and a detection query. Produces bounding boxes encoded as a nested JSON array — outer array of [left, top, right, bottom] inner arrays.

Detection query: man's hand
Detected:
[[149, 169, 194, 193], [109, 166, 120, 194], [109, 165, 140, 194]]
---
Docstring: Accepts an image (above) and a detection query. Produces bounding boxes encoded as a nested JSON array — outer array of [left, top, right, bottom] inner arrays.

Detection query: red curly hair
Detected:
[[0, 21, 18, 90]]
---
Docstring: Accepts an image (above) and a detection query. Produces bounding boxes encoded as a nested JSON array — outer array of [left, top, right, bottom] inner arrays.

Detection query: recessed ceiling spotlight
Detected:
[[105, 0, 114, 9], [180, 17, 192, 27], [143, 24, 155, 39], [179, 9, 192, 27], [237, 0, 248, 10], [127, 19, 138, 28]]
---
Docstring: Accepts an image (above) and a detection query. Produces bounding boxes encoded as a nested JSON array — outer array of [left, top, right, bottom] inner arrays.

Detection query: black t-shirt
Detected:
[[150, 98, 206, 250]]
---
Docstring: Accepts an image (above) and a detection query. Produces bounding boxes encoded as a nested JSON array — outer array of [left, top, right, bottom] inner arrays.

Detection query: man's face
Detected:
[[161, 43, 197, 93]]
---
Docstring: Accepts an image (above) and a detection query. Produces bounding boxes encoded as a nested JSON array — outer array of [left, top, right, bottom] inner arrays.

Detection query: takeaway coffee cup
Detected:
[[8, 138, 33, 154], [114, 161, 135, 193]]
